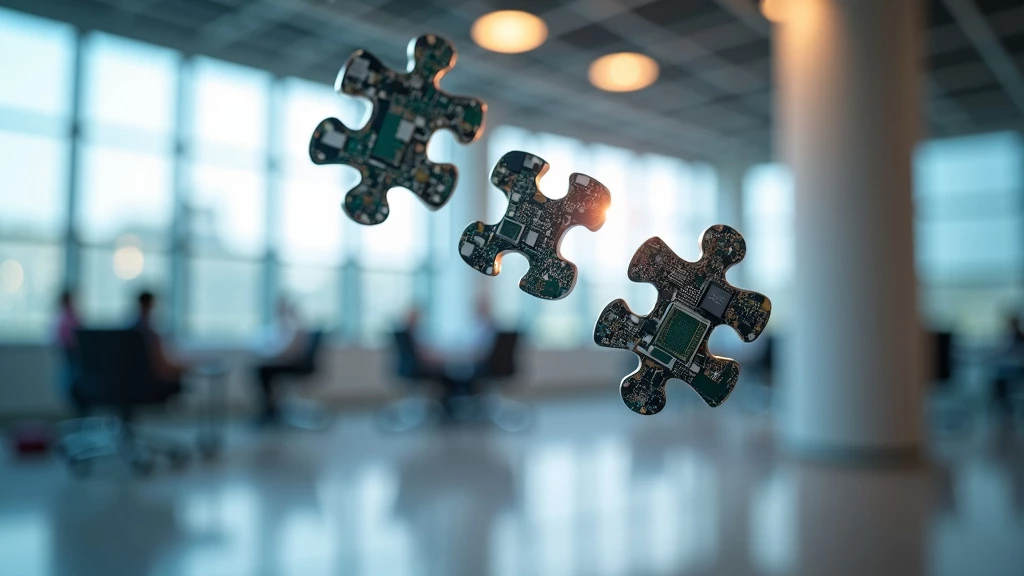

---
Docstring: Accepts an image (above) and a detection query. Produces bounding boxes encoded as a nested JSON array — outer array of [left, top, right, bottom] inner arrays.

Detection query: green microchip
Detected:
[[498, 219, 523, 242], [649, 347, 675, 366], [371, 113, 405, 165], [462, 105, 483, 128], [654, 306, 709, 364]]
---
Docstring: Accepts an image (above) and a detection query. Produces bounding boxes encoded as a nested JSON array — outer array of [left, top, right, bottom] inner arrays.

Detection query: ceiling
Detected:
[[3, 0, 1024, 163]]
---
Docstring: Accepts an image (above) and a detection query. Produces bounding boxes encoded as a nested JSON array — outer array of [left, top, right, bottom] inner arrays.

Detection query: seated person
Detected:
[[132, 290, 187, 394], [993, 313, 1024, 414], [397, 297, 497, 404], [449, 296, 498, 395], [253, 297, 311, 424], [52, 289, 85, 413]]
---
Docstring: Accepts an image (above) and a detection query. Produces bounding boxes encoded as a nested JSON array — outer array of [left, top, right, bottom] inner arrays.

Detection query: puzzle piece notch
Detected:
[[594, 227, 772, 415], [309, 34, 487, 226], [459, 150, 611, 300]]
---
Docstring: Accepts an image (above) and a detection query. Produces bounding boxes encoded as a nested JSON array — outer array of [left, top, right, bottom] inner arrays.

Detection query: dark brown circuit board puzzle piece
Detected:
[[309, 34, 486, 225], [593, 226, 772, 415], [459, 150, 611, 300]]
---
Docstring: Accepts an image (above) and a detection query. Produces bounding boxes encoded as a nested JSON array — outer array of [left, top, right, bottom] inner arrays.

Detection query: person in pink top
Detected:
[[54, 290, 79, 351], [52, 289, 85, 413]]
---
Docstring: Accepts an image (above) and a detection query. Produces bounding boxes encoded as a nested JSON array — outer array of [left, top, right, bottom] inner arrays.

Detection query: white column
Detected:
[[776, 0, 924, 457]]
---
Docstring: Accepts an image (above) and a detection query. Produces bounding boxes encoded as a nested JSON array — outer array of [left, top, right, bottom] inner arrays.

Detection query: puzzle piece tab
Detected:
[[594, 226, 771, 415], [459, 151, 611, 300], [309, 35, 486, 225]]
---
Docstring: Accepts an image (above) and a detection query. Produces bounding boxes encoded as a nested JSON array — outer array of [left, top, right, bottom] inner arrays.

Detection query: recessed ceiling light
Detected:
[[588, 52, 659, 92], [761, 0, 789, 23], [471, 10, 548, 54]]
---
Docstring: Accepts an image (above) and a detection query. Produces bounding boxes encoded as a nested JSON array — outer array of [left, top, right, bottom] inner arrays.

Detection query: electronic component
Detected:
[[593, 227, 772, 415], [459, 151, 611, 300], [309, 35, 487, 225]]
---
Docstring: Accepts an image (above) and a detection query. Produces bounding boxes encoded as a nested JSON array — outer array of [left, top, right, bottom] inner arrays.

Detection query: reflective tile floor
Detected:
[[1, 396, 1023, 576]]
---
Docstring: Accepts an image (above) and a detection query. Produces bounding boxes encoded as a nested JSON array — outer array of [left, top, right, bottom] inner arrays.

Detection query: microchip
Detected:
[[497, 219, 524, 242], [699, 282, 733, 319], [653, 305, 709, 365], [370, 113, 405, 166]]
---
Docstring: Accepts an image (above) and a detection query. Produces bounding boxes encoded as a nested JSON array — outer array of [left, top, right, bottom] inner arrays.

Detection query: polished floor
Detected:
[[1, 395, 1023, 576]]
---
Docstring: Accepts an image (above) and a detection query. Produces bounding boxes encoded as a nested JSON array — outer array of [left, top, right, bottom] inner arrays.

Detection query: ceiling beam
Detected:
[[940, 0, 1024, 116], [271, 0, 749, 158], [712, 0, 770, 37]]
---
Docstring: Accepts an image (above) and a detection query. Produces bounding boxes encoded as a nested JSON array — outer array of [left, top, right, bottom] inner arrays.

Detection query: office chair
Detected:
[[273, 330, 332, 430], [58, 329, 191, 476], [739, 335, 775, 414], [375, 330, 445, 432], [479, 331, 532, 432], [928, 330, 971, 433]]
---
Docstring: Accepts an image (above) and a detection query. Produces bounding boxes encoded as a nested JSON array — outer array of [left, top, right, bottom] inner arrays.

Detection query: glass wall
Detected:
[[0, 10, 75, 339], [915, 131, 1024, 338], [741, 131, 1024, 340], [3, 7, 1021, 347]]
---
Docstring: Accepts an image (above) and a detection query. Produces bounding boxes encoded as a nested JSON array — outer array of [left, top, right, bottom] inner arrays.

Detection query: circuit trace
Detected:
[[459, 150, 611, 300], [594, 226, 772, 415], [309, 34, 486, 225]]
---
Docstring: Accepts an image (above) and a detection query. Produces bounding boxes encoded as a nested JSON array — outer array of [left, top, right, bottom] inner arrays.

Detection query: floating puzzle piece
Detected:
[[594, 226, 772, 415], [459, 151, 611, 300], [309, 34, 486, 225]]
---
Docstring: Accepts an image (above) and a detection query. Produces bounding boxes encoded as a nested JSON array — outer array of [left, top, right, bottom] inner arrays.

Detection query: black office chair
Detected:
[[375, 330, 445, 432], [479, 331, 532, 431], [484, 332, 519, 382], [273, 330, 332, 430], [928, 330, 971, 433], [58, 329, 191, 476], [416, 330, 530, 428]]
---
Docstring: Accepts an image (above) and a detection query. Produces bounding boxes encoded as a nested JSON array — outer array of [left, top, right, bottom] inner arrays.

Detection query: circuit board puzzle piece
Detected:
[[594, 226, 771, 415], [459, 151, 611, 300], [309, 34, 486, 225]]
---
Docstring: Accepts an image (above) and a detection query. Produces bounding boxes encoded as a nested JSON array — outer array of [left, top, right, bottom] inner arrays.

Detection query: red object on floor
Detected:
[[9, 421, 54, 456]]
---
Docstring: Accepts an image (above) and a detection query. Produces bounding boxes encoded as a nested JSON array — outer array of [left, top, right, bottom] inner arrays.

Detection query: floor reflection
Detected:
[[395, 432, 515, 576], [0, 397, 1023, 575]]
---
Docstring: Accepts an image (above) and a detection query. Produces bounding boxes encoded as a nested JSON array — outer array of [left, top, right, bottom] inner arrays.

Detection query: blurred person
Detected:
[[132, 290, 186, 389], [252, 296, 311, 424], [465, 294, 497, 368], [448, 294, 498, 396], [992, 313, 1024, 415], [52, 289, 85, 413], [396, 297, 498, 414]]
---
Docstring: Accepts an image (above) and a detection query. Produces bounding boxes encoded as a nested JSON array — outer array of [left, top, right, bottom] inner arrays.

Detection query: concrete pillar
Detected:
[[776, 0, 924, 458]]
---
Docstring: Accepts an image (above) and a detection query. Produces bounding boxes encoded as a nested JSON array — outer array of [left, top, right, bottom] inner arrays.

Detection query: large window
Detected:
[[6, 5, 1019, 351], [184, 58, 270, 339], [276, 77, 359, 334], [77, 33, 179, 325], [0, 9, 74, 340], [915, 131, 1024, 337], [742, 164, 794, 328]]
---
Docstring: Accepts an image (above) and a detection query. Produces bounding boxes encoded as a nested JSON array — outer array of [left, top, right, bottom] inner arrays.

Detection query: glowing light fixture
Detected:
[[0, 259, 24, 293], [113, 234, 145, 280], [588, 52, 659, 92], [761, 0, 789, 23], [471, 10, 548, 54]]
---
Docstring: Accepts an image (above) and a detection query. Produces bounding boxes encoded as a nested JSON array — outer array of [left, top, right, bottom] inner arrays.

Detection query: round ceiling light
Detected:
[[471, 10, 548, 54], [761, 0, 789, 23], [588, 52, 659, 92]]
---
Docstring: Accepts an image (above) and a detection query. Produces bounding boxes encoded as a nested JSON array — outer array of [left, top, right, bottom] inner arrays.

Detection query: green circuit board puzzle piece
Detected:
[[459, 151, 611, 300], [594, 226, 772, 415], [309, 34, 486, 225]]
